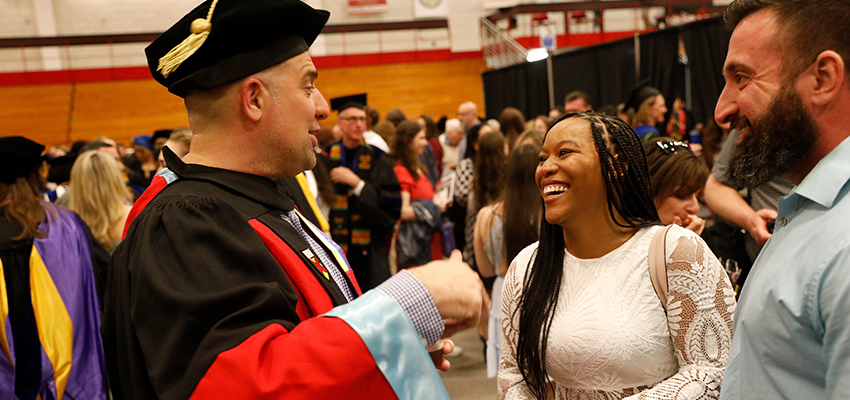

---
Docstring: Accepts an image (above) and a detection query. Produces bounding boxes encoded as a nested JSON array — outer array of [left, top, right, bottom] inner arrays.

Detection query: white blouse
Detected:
[[499, 225, 736, 399]]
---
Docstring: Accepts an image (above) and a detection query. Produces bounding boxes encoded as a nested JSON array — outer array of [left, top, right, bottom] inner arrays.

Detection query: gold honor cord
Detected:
[[296, 172, 331, 233], [0, 259, 11, 366], [157, 0, 220, 78]]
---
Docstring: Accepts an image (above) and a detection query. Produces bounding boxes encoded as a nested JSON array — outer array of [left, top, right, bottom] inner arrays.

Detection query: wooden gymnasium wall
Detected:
[[0, 57, 487, 148]]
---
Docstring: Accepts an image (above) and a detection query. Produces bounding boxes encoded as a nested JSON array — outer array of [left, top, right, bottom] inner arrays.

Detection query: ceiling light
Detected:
[[526, 48, 549, 62]]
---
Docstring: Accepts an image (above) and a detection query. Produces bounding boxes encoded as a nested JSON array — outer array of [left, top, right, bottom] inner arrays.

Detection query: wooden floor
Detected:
[[440, 327, 499, 399]]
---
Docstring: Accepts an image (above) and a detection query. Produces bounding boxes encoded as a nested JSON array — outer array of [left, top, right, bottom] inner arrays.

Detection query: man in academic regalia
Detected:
[[324, 94, 401, 291], [100, 1, 486, 399]]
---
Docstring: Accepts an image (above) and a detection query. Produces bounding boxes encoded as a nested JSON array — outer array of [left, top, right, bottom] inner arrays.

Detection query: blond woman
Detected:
[[70, 150, 132, 253]]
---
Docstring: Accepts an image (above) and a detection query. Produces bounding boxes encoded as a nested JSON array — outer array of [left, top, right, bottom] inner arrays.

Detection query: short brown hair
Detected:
[[385, 108, 406, 127], [725, 0, 850, 78], [498, 107, 526, 151], [364, 106, 380, 129], [373, 121, 396, 149], [564, 91, 591, 108], [643, 138, 709, 201]]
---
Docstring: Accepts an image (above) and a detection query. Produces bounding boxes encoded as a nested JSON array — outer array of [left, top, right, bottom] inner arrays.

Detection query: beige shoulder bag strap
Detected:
[[648, 225, 673, 310]]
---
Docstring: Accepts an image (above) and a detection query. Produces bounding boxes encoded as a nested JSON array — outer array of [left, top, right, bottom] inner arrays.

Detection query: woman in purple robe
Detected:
[[0, 136, 106, 400]]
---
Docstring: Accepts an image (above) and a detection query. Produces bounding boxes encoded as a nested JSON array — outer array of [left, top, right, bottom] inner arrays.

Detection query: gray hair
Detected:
[[445, 118, 463, 133]]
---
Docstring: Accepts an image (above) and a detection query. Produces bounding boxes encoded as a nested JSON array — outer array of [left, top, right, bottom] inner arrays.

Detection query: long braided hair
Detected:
[[514, 112, 661, 399]]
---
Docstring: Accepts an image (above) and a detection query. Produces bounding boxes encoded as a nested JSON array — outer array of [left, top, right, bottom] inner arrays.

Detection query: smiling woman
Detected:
[[499, 112, 736, 400]]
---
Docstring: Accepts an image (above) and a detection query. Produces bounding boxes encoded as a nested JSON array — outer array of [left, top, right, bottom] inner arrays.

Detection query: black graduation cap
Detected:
[[145, 0, 330, 97], [0, 136, 45, 183], [45, 153, 77, 167], [45, 153, 78, 185], [152, 129, 173, 142], [330, 94, 368, 113], [625, 78, 662, 112]]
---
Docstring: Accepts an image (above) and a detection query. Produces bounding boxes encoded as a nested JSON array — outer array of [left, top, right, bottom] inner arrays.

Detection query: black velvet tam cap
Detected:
[[146, 0, 330, 97], [330, 93, 367, 113], [625, 77, 661, 113], [0, 136, 45, 183], [152, 129, 173, 141]]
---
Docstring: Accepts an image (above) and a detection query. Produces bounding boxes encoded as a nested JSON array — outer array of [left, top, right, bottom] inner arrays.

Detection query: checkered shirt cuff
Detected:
[[377, 270, 444, 347]]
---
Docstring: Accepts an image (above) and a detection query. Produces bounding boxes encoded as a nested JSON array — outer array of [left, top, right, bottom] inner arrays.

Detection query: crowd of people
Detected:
[[1, 0, 849, 399]]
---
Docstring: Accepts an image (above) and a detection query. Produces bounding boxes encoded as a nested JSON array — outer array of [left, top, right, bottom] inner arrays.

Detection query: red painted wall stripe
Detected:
[[0, 50, 483, 87], [0, 31, 641, 87]]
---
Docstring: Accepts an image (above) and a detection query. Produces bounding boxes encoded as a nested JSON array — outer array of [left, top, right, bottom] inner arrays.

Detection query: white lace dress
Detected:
[[499, 225, 736, 399]]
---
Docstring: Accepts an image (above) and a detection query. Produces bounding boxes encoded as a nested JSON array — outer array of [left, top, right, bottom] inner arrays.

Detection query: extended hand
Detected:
[[748, 208, 778, 246]]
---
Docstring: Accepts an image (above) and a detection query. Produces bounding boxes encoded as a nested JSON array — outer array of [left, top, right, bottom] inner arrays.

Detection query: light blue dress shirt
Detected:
[[720, 136, 850, 399]]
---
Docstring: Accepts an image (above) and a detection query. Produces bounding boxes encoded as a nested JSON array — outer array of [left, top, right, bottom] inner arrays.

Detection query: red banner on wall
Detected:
[[348, 0, 387, 15]]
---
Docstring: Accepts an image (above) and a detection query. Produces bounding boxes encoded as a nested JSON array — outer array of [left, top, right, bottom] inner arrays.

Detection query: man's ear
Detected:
[[241, 78, 265, 122], [807, 50, 845, 107]]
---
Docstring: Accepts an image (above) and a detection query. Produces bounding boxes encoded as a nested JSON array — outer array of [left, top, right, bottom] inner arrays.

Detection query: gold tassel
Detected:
[[157, 0, 219, 78]]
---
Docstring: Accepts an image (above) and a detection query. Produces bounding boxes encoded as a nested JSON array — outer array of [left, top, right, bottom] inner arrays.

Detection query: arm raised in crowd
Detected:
[[703, 174, 776, 246]]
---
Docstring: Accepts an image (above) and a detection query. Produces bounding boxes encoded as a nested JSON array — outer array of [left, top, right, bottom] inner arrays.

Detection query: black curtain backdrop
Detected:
[[482, 16, 730, 128], [551, 37, 636, 111], [552, 48, 598, 109], [594, 39, 638, 109], [639, 28, 686, 107], [683, 17, 731, 125], [482, 59, 550, 120]]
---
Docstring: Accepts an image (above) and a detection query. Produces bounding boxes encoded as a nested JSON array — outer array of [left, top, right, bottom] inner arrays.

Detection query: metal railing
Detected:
[[480, 17, 528, 69]]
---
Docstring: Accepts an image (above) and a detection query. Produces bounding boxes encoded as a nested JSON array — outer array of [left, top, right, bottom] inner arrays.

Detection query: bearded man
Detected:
[[715, 0, 850, 398]]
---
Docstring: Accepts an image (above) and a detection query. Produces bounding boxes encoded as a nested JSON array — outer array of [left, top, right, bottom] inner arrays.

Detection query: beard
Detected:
[[726, 86, 818, 188]]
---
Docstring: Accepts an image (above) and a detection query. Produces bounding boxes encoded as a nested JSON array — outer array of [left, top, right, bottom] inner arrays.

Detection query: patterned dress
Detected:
[[499, 225, 736, 399]]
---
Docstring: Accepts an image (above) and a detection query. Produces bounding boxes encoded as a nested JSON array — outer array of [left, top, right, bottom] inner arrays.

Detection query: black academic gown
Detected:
[[323, 142, 401, 291], [101, 150, 423, 400]]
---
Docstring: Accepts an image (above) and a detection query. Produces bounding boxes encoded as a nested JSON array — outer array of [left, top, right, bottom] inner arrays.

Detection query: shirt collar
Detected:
[[793, 136, 850, 208], [163, 147, 295, 211]]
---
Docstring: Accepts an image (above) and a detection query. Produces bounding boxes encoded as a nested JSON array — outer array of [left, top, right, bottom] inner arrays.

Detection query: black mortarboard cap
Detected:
[[45, 153, 77, 184], [625, 77, 662, 112], [45, 154, 77, 168], [153, 129, 173, 141], [145, 0, 330, 97], [0, 137, 45, 183], [330, 94, 368, 113]]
